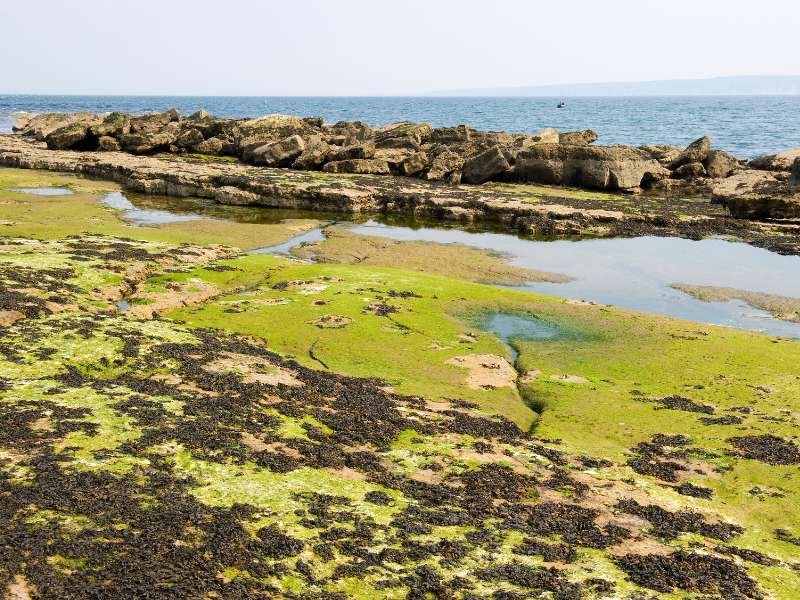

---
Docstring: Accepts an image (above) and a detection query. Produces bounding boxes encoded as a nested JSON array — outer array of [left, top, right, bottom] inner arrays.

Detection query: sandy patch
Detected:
[[7, 575, 33, 600], [127, 280, 219, 317], [203, 352, 304, 387], [446, 354, 516, 390], [551, 374, 590, 384], [0, 310, 25, 327], [310, 314, 353, 329]]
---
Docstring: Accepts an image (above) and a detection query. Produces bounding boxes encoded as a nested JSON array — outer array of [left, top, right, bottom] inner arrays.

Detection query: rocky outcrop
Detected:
[[559, 130, 598, 145], [669, 136, 711, 169], [3, 135, 800, 253], [9, 110, 800, 219], [790, 158, 800, 191], [514, 144, 668, 190], [749, 148, 800, 172]]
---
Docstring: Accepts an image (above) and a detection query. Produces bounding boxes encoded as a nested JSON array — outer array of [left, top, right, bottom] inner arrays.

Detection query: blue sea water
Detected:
[[1, 95, 798, 159]]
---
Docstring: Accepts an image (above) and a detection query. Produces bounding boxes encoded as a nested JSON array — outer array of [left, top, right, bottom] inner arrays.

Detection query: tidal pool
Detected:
[[100, 193, 800, 338], [7, 187, 74, 196], [472, 312, 561, 361], [350, 221, 800, 339]]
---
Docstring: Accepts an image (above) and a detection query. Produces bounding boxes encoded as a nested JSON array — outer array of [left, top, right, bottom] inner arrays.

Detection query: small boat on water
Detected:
[[557, 100, 566, 109]]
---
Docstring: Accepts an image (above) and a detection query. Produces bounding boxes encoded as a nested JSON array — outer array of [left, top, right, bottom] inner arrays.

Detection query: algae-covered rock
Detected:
[[322, 158, 391, 174], [670, 135, 711, 169], [462, 145, 511, 184], [749, 148, 800, 171]]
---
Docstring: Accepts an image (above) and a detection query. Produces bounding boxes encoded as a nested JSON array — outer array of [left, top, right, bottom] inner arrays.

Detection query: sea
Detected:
[[1, 95, 798, 159]]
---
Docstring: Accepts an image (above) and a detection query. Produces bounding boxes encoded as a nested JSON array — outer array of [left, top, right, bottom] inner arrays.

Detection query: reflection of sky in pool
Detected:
[[474, 312, 560, 361], [7, 187, 74, 196], [350, 221, 800, 339]]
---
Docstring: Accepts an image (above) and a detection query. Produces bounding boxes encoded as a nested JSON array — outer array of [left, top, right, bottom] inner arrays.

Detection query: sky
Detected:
[[1, 0, 798, 96]]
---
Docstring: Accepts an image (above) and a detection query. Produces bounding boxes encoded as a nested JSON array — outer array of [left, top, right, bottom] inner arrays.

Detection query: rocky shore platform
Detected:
[[4, 110, 800, 253]]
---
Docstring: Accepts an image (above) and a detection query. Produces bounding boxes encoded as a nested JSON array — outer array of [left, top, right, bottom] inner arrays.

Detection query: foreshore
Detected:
[[2, 131, 800, 255]]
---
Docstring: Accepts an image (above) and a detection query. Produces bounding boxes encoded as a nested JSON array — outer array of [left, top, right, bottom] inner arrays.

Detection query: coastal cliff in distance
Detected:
[[437, 75, 800, 97]]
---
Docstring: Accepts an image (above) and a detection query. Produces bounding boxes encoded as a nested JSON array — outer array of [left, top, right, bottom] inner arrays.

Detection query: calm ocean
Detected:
[[1, 95, 798, 159]]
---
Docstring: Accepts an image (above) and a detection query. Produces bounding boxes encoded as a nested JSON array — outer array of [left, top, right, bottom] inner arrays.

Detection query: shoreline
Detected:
[[2, 133, 799, 255]]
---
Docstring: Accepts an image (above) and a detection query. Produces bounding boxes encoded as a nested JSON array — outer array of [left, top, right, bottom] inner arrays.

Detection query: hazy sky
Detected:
[[2, 0, 798, 95]]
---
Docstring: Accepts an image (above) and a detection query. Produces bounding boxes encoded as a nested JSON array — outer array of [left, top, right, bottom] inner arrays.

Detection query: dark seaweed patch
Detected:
[[728, 434, 800, 465]]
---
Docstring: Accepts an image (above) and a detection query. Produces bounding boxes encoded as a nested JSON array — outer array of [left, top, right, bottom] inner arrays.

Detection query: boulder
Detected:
[[250, 135, 306, 167], [559, 130, 598, 145], [193, 137, 226, 156], [129, 109, 181, 135], [515, 144, 668, 190], [400, 152, 429, 176], [669, 136, 711, 169], [748, 148, 800, 172], [791, 158, 800, 191], [45, 118, 100, 150], [375, 122, 432, 150], [121, 122, 180, 154], [533, 128, 560, 144], [461, 145, 511, 184], [640, 144, 683, 168], [330, 120, 372, 141], [704, 149, 740, 179], [176, 128, 205, 149], [322, 159, 391, 175], [332, 142, 376, 161], [672, 162, 707, 179], [302, 116, 325, 128], [97, 136, 121, 152], [189, 109, 210, 121], [292, 142, 332, 170], [16, 112, 96, 140], [430, 125, 472, 144], [423, 150, 464, 182], [91, 112, 131, 138]]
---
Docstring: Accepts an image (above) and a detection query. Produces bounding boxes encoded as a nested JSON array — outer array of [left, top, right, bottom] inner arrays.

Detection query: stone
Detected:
[[189, 109, 210, 121], [461, 145, 511, 184], [332, 142, 376, 161], [250, 135, 306, 167], [176, 128, 205, 149], [400, 152, 429, 176], [748, 148, 800, 172], [533, 128, 560, 143], [193, 137, 225, 156], [330, 120, 372, 141], [430, 125, 472, 144], [129, 110, 181, 135], [14, 112, 96, 140], [322, 159, 391, 174], [375, 122, 432, 150], [302, 116, 325, 128], [97, 136, 121, 152], [669, 136, 711, 169], [423, 150, 464, 181], [704, 149, 740, 179], [91, 112, 131, 137], [559, 130, 599, 145], [515, 144, 668, 190], [791, 158, 800, 191], [672, 162, 707, 179], [292, 142, 332, 170], [121, 122, 180, 154], [45, 119, 100, 150], [640, 145, 683, 167]]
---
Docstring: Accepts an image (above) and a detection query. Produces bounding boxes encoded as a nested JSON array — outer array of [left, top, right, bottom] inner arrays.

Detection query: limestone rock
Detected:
[[189, 109, 210, 121], [330, 120, 372, 141], [176, 128, 205, 149], [704, 149, 740, 179], [791, 158, 800, 191], [669, 136, 711, 169], [322, 159, 391, 175], [515, 144, 668, 190], [45, 117, 100, 150], [375, 122, 432, 150], [423, 150, 464, 181], [122, 122, 180, 154], [97, 136, 121, 152], [640, 145, 683, 168], [91, 112, 131, 138], [332, 143, 376, 161], [250, 135, 306, 167], [462, 145, 511, 184], [129, 110, 181, 135], [17, 113, 96, 141], [749, 148, 800, 172], [430, 125, 472, 144], [193, 137, 225, 156], [533, 128, 560, 144], [559, 130, 598, 145], [672, 162, 707, 179], [400, 152, 429, 176], [292, 142, 332, 170]]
